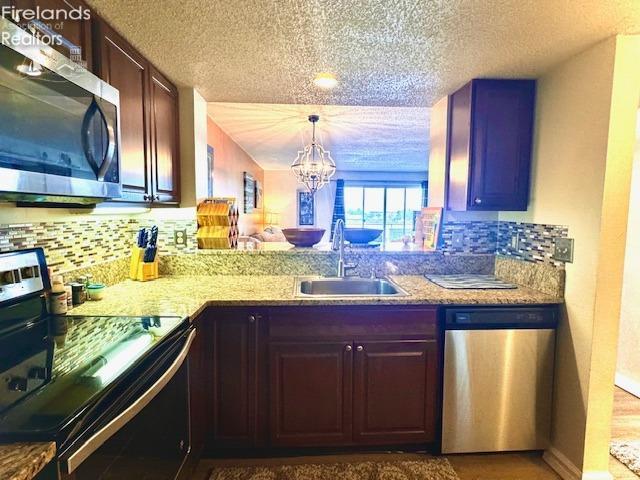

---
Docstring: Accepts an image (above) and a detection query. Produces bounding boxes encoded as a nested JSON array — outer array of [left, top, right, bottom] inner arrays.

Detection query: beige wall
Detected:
[[616, 110, 640, 397], [500, 36, 640, 477], [179, 88, 210, 207], [206, 116, 264, 235], [263, 170, 336, 241]]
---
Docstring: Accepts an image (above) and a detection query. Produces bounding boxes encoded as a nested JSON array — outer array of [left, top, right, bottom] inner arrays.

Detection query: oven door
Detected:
[[56, 328, 195, 480], [0, 17, 121, 203]]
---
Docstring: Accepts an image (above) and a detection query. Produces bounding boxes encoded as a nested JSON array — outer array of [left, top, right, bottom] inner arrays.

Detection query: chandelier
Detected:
[[291, 114, 336, 194]]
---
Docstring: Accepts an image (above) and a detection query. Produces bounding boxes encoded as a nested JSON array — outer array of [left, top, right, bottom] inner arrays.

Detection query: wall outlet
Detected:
[[553, 238, 574, 263], [452, 232, 464, 249], [174, 229, 188, 247]]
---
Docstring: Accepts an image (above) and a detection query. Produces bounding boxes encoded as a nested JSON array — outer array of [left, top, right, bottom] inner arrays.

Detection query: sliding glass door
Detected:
[[345, 184, 423, 243]]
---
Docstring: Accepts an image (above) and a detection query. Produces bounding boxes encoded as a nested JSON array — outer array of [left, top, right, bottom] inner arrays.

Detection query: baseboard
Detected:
[[582, 472, 614, 480], [543, 447, 581, 480], [544, 447, 613, 480], [615, 372, 640, 398]]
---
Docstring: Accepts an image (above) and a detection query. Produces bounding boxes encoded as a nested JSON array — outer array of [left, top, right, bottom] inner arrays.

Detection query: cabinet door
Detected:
[[270, 342, 353, 446], [353, 340, 438, 445], [12, 0, 93, 70], [149, 67, 180, 204], [94, 20, 152, 202], [211, 312, 259, 447], [468, 79, 535, 210]]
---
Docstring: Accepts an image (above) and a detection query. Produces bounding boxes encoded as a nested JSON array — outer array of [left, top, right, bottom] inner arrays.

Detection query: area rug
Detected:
[[611, 440, 640, 476], [209, 458, 459, 480]]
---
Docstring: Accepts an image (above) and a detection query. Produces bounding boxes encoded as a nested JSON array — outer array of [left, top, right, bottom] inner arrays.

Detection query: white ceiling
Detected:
[[207, 103, 429, 171], [86, 0, 640, 107]]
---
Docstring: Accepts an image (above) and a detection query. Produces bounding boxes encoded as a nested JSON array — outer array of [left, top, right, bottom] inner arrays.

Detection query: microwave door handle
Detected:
[[80, 99, 101, 178], [81, 98, 116, 181], [62, 328, 196, 475], [96, 102, 116, 182]]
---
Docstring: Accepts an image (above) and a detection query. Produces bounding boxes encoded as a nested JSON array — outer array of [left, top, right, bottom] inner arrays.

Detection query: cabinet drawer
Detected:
[[268, 307, 437, 340]]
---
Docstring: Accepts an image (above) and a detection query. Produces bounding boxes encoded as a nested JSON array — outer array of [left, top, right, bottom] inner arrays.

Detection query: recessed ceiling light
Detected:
[[313, 72, 337, 89]]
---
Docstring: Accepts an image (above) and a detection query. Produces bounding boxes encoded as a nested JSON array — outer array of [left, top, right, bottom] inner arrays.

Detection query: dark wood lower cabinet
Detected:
[[353, 340, 438, 444], [193, 306, 440, 451], [269, 342, 353, 446], [211, 311, 260, 447]]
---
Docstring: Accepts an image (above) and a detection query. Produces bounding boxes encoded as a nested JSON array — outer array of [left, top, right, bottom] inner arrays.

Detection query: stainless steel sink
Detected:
[[294, 276, 409, 297]]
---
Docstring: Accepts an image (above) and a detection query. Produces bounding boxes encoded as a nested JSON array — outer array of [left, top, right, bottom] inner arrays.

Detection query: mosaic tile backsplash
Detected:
[[440, 220, 499, 255], [0, 217, 197, 274], [0, 216, 570, 278], [497, 221, 569, 267]]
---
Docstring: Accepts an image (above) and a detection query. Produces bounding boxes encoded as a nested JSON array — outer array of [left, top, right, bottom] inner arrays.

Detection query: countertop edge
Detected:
[[0, 442, 56, 480]]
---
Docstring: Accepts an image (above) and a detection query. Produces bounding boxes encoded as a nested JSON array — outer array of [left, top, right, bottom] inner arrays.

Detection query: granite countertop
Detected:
[[3, 274, 560, 479], [0, 443, 55, 480], [69, 274, 562, 319]]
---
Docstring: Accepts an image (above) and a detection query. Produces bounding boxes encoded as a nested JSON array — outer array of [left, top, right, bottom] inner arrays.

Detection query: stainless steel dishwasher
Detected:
[[441, 307, 557, 454]]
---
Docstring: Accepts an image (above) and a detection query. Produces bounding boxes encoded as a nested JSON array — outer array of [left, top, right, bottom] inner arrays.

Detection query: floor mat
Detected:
[[611, 440, 640, 476], [209, 458, 460, 480]]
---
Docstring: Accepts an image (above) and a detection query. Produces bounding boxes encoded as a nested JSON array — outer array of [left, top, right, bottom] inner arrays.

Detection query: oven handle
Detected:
[[63, 328, 196, 474]]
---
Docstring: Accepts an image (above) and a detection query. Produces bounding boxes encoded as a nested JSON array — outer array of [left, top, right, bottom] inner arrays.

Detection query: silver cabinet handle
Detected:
[[345, 345, 352, 352], [248, 315, 256, 323], [474, 197, 482, 205], [63, 329, 196, 474], [356, 345, 364, 352]]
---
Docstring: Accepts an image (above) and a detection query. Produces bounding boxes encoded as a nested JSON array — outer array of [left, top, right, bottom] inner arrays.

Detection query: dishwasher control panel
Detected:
[[445, 306, 558, 329]]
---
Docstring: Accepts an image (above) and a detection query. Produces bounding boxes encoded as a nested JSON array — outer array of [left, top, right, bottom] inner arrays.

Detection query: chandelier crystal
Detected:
[[291, 114, 336, 194]]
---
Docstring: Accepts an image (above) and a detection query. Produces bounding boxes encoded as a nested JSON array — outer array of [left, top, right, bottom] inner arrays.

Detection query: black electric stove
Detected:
[[0, 248, 194, 479]]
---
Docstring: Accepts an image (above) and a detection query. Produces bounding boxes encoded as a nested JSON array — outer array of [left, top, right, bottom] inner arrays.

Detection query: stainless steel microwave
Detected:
[[0, 16, 122, 204]]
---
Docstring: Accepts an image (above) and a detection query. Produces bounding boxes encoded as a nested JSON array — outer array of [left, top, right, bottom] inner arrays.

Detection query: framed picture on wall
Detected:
[[298, 190, 315, 226], [255, 180, 263, 209], [207, 145, 214, 197], [244, 172, 255, 213]]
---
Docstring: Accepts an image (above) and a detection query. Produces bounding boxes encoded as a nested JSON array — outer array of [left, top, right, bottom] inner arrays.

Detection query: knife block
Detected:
[[129, 247, 159, 282]]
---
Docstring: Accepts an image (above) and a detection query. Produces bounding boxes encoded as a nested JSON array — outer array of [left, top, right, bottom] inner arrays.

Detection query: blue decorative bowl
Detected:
[[344, 228, 383, 245]]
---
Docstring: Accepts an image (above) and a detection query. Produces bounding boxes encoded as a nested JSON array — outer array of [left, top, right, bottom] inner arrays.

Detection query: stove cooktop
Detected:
[[0, 314, 187, 439]]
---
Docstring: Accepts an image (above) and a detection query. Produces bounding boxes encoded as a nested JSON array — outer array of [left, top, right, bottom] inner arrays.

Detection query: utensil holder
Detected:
[[129, 247, 159, 282]]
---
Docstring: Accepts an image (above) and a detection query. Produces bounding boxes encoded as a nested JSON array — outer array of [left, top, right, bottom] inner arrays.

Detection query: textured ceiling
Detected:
[[207, 103, 429, 171], [85, 0, 640, 107]]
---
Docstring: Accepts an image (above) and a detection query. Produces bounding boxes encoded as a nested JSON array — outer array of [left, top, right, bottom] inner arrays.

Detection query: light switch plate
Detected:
[[452, 232, 464, 249], [174, 229, 188, 247], [554, 238, 574, 263], [510, 233, 521, 250]]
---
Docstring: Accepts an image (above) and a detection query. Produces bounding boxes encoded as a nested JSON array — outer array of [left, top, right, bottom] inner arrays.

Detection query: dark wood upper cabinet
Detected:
[[149, 67, 180, 204], [353, 340, 438, 445], [12, 0, 93, 71], [94, 20, 152, 203], [93, 18, 179, 205], [269, 341, 353, 447], [447, 79, 535, 211]]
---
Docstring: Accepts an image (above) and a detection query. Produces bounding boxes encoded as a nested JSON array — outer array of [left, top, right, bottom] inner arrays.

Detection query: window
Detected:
[[344, 184, 423, 243]]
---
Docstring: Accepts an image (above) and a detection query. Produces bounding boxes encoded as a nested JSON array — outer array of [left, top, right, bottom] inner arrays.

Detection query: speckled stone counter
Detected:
[[69, 274, 562, 319], [0, 442, 55, 480], [1, 273, 560, 478]]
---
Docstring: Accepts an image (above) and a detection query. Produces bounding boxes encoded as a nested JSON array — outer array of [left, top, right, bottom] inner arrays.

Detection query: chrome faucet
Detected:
[[332, 219, 356, 277]]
